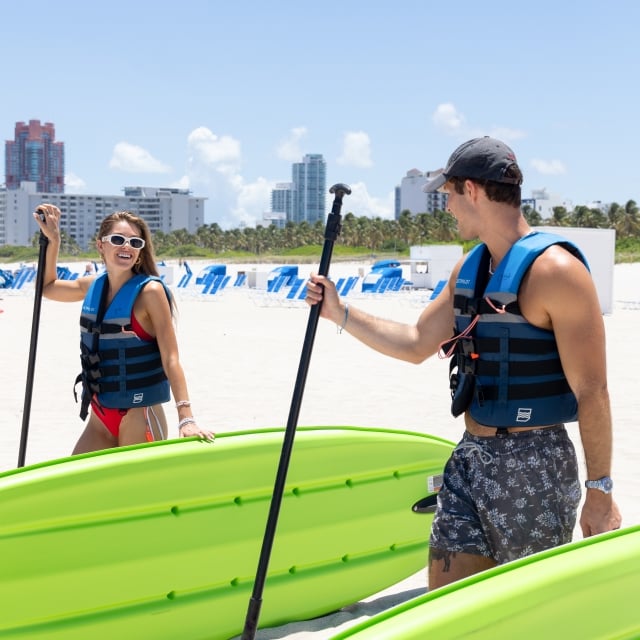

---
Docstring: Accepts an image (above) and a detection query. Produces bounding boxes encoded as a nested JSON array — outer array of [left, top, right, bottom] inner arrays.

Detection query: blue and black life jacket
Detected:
[[446, 231, 589, 428], [75, 273, 170, 420]]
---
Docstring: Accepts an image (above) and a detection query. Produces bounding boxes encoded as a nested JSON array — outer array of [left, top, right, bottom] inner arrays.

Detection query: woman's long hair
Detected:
[[97, 211, 176, 314]]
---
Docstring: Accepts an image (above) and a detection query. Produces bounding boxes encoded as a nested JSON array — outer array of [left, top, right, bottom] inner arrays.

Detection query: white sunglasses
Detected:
[[101, 234, 146, 249]]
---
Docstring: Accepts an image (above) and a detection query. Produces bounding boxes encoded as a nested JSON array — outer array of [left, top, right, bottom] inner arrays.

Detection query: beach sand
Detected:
[[1, 260, 638, 638]]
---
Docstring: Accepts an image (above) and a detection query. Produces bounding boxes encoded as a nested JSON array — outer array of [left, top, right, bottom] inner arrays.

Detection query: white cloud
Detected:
[[344, 182, 394, 219], [530, 158, 567, 175], [183, 126, 272, 228], [276, 126, 308, 161], [337, 131, 373, 168], [187, 127, 241, 176], [169, 175, 190, 190], [486, 126, 527, 142], [109, 142, 172, 173], [432, 103, 526, 144], [65, 172, 87, 193], [433, 103, 466, 135], [233, 177, 274, 227]]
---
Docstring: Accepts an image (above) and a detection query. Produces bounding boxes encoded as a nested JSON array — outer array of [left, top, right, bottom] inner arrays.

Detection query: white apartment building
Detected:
[[0, 183, 206, 250], [396, 169, 448, 218], [527, 188, 574, 218]]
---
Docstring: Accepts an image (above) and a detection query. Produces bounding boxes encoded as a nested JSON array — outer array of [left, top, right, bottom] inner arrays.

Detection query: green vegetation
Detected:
[[2, 201, 639, 264]]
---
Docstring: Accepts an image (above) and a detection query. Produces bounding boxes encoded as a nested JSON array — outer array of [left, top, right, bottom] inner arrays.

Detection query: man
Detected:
[[306, 137, 621, 590]]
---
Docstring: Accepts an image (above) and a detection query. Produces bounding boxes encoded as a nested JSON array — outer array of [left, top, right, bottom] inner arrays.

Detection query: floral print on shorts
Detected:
[[429, 426, 581, 564]]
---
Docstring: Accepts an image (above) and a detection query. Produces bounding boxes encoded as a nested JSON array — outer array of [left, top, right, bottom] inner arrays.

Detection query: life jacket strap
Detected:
[[99, 354, 164, 378], [477, 357, 565, 378], [73, 373, 92, 421], [476, 336, 558, 355], [97, 370, 168, 394], [478, 378, 572, 402], [80, 316, 134, 336], [454, 294, 521, 316]]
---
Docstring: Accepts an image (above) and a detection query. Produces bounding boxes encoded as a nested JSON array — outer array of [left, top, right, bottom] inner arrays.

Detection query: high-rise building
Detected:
[[5, 120, 65, 193], [270, 182, 293, 222], [291, 154, 326, 224]]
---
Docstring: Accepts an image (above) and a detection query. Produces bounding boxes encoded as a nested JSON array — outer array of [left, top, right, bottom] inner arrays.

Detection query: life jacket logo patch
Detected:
[[516, 408, 532, 422], [132, 393, 144, 404]]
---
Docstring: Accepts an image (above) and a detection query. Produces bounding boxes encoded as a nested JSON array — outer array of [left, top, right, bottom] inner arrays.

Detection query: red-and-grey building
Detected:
[[5, 120, 65, 193]]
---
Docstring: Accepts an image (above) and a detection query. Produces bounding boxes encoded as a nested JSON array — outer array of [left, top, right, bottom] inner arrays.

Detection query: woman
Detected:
[[34, 204, 214, 454]]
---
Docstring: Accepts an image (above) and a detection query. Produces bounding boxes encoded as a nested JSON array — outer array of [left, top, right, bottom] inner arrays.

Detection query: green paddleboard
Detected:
[[332, 524, 640, 639], [0, 426, 453, 639]]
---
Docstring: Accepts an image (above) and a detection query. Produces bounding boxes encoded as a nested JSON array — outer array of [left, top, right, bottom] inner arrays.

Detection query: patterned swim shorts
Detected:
[[429, 426, 581, 564]]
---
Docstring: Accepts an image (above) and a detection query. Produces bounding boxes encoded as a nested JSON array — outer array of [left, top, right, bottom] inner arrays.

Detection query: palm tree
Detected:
[[283, 221, 301, 249], [570, 205, 607, 229], [339, 212, 357, 248], [397, 210, 414, 247], [34, 229, 82, 255], [522, 204, 543, 226], [547, 206, 569, 226], [364, 218, 385, 253], [196, 223, 224, 251], [431, 210, 458, 242], [621, 200, 640, 237]]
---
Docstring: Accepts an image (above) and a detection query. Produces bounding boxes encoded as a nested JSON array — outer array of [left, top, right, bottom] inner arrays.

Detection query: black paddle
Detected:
[[17, 208, 49, 468], [241, 183, 351, 640]]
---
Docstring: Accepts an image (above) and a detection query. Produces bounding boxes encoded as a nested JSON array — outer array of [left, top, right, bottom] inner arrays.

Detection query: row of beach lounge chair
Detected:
[[0, 265, 80, 291], [1, 261, 447, 306], [175, 266, 449, 305]]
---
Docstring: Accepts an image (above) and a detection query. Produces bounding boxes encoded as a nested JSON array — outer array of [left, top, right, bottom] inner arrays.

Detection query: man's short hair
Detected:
[[449, 163, 523, 207]]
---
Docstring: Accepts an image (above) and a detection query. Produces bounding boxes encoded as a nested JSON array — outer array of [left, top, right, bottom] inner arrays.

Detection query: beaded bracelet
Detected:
[[175, 400, 191, 408], [178, 417, 196, 430]]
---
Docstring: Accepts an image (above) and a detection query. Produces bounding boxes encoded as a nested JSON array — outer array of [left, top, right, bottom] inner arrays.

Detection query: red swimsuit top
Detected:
[[131, 313, 154, 341]]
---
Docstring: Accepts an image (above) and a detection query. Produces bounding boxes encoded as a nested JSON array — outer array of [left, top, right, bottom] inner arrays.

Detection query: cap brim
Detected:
[[423, 173, 446, 192]]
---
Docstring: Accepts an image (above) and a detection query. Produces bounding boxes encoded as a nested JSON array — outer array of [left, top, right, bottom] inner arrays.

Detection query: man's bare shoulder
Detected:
[[520, 244, 595, 328], [534, 243, 587, 273]]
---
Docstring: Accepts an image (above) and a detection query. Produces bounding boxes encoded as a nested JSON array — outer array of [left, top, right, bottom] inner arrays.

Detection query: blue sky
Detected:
[[2, 0, 639, 228]]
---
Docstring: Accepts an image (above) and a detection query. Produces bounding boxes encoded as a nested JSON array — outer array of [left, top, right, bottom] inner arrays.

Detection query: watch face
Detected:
[[602, 477, 613, 491]]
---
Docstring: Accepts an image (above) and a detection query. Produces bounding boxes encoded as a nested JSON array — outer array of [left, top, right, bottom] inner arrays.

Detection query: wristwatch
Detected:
[[584, 476, 613, 494]]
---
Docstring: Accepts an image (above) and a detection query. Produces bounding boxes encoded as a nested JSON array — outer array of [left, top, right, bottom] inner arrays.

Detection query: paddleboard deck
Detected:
[[0, 426, 454, 639], [331, 524, 640, 639]]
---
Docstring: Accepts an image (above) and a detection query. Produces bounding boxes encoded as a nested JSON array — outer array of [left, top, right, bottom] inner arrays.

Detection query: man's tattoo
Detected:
[[429, 548, 456, 572]]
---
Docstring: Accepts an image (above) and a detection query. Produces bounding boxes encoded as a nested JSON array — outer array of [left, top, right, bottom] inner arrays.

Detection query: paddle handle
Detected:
[[317, 182, 350, 276]]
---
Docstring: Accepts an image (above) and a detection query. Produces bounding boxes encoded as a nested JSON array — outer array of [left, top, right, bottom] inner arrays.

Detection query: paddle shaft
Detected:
[[242, 184, 351, 640], [18, 211, 49, 468]]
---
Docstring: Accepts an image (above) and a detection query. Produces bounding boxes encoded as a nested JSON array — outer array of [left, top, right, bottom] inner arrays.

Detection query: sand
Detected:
[[1, 259, 638, 638]]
